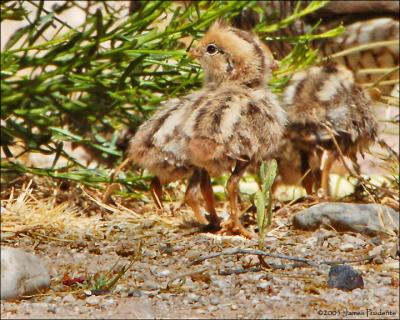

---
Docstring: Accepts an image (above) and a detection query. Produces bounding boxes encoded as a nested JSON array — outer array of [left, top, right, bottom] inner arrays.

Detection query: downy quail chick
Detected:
[[275, 61, 378, 195], [128, 22, 286, 237]]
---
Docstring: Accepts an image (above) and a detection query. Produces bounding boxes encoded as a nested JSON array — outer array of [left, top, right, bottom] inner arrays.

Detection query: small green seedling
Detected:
[[255, 159, 278, 250]]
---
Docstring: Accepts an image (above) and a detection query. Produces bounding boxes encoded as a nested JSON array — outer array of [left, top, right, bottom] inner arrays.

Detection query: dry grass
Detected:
[[0, 179, 181, 244]]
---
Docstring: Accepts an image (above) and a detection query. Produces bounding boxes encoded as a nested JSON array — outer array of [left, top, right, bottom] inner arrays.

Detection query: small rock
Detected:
[[208, 305, 218, 312], [369, 245, 383, 257], [158, 269, 171, 277], [373, 287, 390, 298], [279, 287, 295, 298], [115, 241, 136, 257], [231, 304, 238, 310], [62, 293, 76, 304], [210, 297, 220, 306], [114, 284, 128, 294], [87, 243, 101, 255], [47, 304, 57, 314], [211, 278, 229, 290], [187, 293, 200, 303], [141, 280, 159, 291], [327, 265, 364, 291], [104, 298, 116, 307], [342, 234, 366, 248], [339, 243, 354, 252], [1, 247, 50, 300], [128, 290, 143, 298], [86, 295, 100, 305], [293, 203, 399, 236], [257, 281, 271, 290], [369, 236, 382, 246]]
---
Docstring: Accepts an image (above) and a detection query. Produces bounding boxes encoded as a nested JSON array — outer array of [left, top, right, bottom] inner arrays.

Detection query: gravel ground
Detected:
[[1, 204, 399, 319]]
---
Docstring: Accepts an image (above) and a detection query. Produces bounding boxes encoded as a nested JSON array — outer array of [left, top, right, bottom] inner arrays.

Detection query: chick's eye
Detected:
[[206, 44, 218, 55]]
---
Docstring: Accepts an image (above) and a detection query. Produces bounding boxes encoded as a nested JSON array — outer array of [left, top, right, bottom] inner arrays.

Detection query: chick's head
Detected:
[[189, 21, 277, 86]]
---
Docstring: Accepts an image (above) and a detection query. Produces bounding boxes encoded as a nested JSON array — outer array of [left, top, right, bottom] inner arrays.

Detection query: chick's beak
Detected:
[[188, 48, 201, 59], [270, 60, 279, 71]]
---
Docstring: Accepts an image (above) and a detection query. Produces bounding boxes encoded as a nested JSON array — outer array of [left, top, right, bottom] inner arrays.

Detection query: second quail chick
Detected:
[[275, 61, 378, 195]]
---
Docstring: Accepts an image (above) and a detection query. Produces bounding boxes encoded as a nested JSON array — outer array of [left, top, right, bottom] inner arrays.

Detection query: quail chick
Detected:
[[184, 22, 286, 236], [128, 22, 286, 237], [275, 61, 378, 195]]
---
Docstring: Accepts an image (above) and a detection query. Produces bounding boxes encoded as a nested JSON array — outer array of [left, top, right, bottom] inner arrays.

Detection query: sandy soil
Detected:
[[1, 195, 399, 319]]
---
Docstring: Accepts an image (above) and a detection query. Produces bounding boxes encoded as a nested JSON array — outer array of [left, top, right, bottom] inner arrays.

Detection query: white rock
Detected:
[[257, 281, 271, 290], [141, 279, 160, 291], [211, 278, 229, 290], [339, 243, 354, 252], [158, 269, 171, 277], [373, 287, 390, 298], [210, 297, 220, 306], [114, 284, 128, 294], [187, 293, 200, 303], [104, 298, 116, 307], [342, 234, 366, 247], [62, 293, 76, 304], [279, 287, 295, 298], [1, 247, 50, 301], [86, 295, 100, 305]]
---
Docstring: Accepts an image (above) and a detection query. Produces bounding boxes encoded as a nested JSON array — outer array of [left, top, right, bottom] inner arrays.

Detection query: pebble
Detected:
[[86, 295, 100, 305], [279, 287, 295, 298], [210, 297, 220, 306], [62, 293, 76, 304], [104, 298, 116, 307], [128, 290, 143, 298], [208, 305, 218, 312], [187, 293, 200, 303], [1, 247, 50, 300], [211, 278, 229, 290], [257, 281, 271, 290], [141, 280, 160, 291], [339, 243, 354, 252], [327, 265, 364, 291], [373, 287, 390, 298], [158, 270, 171, 277], [114, 284, 129, 294], [342, 234, 366, 247], [47, 304, 57, 314]]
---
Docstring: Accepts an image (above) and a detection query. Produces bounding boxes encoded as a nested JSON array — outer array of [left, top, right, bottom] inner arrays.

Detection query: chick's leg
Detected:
[[200, 169, 221, 230], [185, 169, 208, 225], [150, 177, 163, 209], [321, 151, 336, 196], [224, 160, 253, 238]]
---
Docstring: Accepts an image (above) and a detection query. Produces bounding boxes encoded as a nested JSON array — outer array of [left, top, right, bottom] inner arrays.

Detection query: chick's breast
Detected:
[[185, 85, 286, 176]]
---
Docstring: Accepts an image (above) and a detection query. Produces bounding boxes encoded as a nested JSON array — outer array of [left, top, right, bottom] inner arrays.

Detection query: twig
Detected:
[[190, 248, 320, 268], [167, 267, 210, 286], [191, 248, 374, 269], [219, 267, 261, 275]]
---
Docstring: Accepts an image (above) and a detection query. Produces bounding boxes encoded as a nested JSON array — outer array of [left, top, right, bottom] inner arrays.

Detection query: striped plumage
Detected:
[[128, 22, 286, 236], [274, 61, 378, 194]]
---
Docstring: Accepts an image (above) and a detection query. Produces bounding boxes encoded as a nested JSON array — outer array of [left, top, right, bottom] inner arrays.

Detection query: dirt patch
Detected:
[[1, 185, 399, 319]]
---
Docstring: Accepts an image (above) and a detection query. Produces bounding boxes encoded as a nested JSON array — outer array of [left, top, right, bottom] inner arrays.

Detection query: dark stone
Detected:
[[328, 265, 364, 291], [128, 290, 143, 298]]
